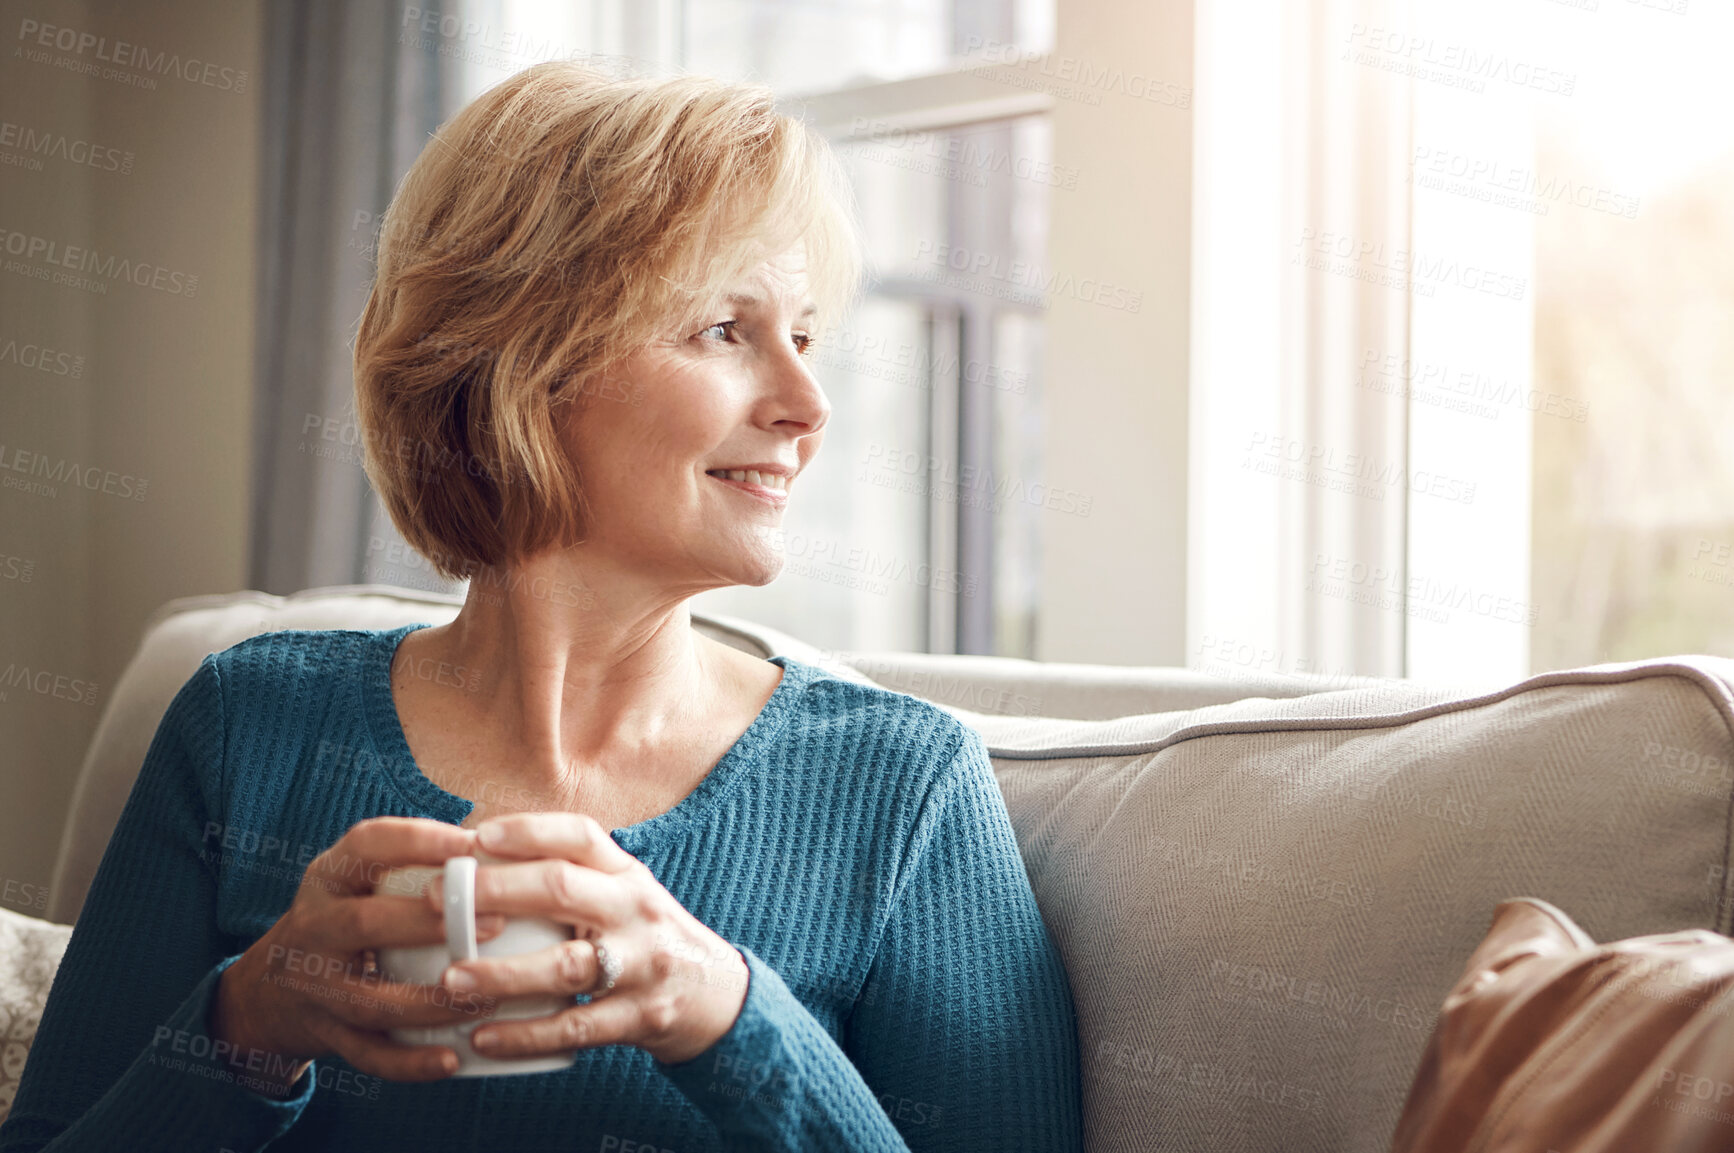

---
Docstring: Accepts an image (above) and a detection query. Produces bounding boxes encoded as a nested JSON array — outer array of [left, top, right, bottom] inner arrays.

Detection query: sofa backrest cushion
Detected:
[[944, 660, 1734, 1152], [830, 649, 1399, 721]]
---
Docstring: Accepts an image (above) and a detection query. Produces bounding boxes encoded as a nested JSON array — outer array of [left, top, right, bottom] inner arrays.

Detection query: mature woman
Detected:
[[0, 63, 1082, 1152]]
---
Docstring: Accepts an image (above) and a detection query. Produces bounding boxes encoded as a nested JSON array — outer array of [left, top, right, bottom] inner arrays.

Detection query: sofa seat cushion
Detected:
[[944, 658, 1734, 1153]]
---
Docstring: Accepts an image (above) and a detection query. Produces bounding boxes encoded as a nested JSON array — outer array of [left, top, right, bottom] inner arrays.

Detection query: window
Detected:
[[1409, 0, 1734, 678], [1192, 0, 1734, 683], [1526, 4, 1734, 671]]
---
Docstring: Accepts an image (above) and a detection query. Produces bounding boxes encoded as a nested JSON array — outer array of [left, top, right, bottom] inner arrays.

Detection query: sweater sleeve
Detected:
[[654, 725, 1084, 1152], [0, 657, 317, 1153], [844, 725, 1084, 1151]]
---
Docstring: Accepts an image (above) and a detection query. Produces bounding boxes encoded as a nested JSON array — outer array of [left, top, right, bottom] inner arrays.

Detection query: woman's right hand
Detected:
[[209, 816, 508, 1093]]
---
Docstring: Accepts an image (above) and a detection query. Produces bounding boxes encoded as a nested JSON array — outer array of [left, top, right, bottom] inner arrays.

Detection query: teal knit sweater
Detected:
[[0, 625, 1083, 1151]]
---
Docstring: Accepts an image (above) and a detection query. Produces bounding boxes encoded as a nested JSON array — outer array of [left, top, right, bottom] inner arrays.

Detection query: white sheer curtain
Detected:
[[250, 0, 468, 597], [1190, 0, 1414, 681]]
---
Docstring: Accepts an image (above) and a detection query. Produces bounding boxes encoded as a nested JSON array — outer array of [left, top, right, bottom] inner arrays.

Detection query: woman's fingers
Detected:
[[466, 994, 645, 1061], [249, 953, 506, 1033], [319, 889, 509, 955], [231, 817, 522, 1077], [315, 1016, 463, 1082], [306, 815, 480, 898], [440, 936, 608, 998], [472, 812, 641, 875], [322, 968, 504, 1030], [430, 859, 632, 928]]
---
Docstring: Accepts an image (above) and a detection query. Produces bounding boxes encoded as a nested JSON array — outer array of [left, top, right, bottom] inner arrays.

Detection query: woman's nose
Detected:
[[763, 346, 829, 434]]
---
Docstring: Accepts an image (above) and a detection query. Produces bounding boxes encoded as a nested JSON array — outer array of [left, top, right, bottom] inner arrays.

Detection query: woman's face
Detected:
[[559, 243, 830, 592]]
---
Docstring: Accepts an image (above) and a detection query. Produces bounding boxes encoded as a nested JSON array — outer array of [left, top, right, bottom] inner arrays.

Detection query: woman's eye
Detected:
[[792, 332, 814, 356], [699, 321, 737, 342]]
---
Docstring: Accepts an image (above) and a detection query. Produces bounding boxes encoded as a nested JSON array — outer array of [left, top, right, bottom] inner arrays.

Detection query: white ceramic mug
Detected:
[[376, 848, 579, 1076]]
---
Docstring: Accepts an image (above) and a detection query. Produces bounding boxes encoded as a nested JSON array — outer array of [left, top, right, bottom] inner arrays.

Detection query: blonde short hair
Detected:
[[353, 62, 861, 580]]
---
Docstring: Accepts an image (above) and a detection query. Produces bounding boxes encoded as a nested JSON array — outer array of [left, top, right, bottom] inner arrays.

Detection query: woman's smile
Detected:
[[704, 467, 792, 508]]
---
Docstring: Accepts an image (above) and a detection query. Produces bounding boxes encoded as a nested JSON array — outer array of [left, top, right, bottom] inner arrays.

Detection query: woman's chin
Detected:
[[717, 552, 786, 589]]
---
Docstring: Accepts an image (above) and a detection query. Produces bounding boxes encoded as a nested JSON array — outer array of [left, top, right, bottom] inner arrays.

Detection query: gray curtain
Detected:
[[251, 1, 466, 595]]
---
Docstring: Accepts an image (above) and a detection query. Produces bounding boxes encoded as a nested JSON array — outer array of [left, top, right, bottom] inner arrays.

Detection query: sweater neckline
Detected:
[[361, 622, 803, 852]]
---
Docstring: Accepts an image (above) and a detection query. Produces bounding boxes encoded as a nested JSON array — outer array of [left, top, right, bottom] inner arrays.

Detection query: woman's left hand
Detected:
[[426, 811, 750, 1066]]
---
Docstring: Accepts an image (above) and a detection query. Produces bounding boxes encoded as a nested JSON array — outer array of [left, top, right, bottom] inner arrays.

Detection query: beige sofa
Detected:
[[4, 584, 1733, 1151]]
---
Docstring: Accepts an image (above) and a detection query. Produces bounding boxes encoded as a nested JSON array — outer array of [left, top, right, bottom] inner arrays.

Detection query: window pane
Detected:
[[686, 0, 1054, 95], [1401, 0, 1734, 677], [452, 1, 1053, 99], [858, 115, 1052, 656], [1527, 5, 1734, 670], [993, 310, 1045, 658], [686, 2, 950, 92]]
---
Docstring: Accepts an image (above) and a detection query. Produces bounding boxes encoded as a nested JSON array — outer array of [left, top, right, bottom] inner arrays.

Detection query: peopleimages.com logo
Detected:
[[0, 118, 135, 174], [0, 228, 198, 297], [0, 661, 99, 706], [0, 443, 147, 501], [15, 18, 249, 92], [0, 332, 84, 378]]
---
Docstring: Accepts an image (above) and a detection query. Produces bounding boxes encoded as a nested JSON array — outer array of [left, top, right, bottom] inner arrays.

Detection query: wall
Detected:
[[1037, 0, 1195, 666], [0, 0, 260, 918]]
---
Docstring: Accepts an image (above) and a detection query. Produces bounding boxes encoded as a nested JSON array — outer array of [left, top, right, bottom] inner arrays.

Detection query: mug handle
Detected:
[[444, 855, 479, 964]]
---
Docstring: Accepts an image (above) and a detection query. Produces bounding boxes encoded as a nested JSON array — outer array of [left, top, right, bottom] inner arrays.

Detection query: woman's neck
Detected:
[[414, 549, 737, 799]]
